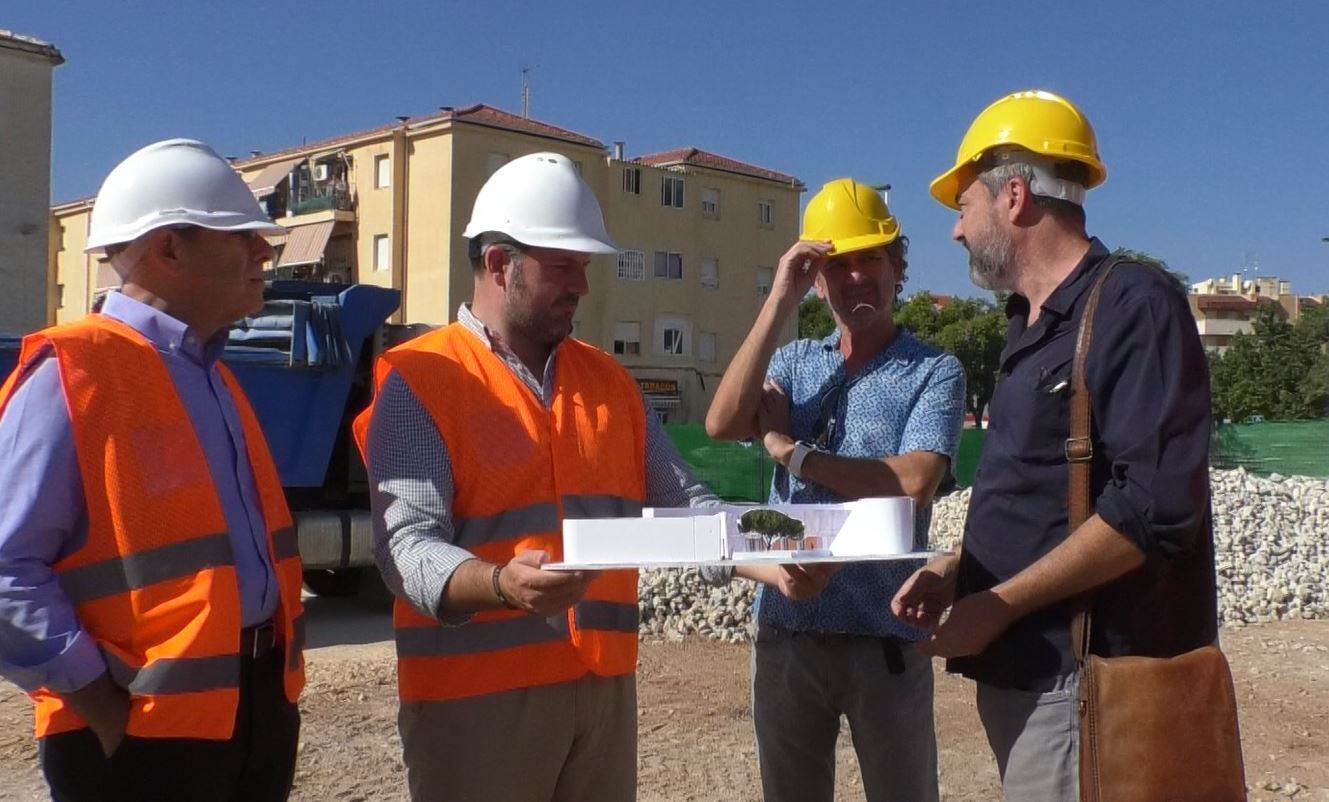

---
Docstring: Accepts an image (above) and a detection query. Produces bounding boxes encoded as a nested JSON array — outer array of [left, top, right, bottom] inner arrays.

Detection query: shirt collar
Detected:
[[456, 302, 560, 399], [100, 291, 223, 364], [819, 327, 918, 366], [1029, 237, 1112, 320]]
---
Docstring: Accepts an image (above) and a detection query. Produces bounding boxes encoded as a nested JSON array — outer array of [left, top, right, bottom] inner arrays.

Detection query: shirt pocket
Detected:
[[1004, 355, 1074, 464]]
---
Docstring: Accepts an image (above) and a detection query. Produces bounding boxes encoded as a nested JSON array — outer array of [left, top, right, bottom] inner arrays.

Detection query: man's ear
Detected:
[[1006, 176, 1036, 225], [482, 244, 510, 289], [141, 228, 183, 271]]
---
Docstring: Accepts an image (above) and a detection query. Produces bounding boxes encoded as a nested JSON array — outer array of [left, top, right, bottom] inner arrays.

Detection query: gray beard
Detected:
[[967, 237, 1014, 292]]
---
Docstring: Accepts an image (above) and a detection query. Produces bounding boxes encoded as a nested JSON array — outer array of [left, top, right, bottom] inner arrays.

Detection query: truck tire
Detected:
[[302, 567, 367, 597]]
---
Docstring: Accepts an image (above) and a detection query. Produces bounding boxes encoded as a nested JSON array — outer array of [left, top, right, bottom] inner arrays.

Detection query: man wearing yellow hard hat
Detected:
[[894, 91, 1222, 799], [706, 180, 966, 802]]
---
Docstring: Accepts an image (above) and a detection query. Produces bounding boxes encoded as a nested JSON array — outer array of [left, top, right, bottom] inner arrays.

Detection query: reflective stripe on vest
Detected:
[[0, 316, 305, 739], [354, 324, 646, 702]]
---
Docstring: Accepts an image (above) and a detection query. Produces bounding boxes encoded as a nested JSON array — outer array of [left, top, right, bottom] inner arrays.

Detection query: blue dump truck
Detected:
[[0, 282, 417, 597]]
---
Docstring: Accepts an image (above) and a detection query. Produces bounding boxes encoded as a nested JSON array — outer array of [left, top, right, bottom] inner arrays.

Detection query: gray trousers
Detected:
[[752, 627, 939, 802], [975, 674, 1080, 802], [398, 673, 636, 802]]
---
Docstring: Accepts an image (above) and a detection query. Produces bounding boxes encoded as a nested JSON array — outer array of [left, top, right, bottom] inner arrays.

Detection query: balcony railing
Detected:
[[290, 185, 354, 216]]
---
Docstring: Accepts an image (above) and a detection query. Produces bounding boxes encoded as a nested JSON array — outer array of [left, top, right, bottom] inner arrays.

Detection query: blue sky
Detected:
[[11, 1, 1329, 299]]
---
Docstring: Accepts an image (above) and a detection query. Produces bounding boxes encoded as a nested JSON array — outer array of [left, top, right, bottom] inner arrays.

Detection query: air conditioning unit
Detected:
[[312, 164, 329, 182]]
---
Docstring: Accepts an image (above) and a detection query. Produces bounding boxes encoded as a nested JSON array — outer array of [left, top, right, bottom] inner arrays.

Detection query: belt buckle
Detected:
[[1064, 436, 1093, 462]]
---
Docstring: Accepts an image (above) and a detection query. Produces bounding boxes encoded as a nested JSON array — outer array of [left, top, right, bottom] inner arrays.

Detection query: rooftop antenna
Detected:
[[521, 67, 532, 119]]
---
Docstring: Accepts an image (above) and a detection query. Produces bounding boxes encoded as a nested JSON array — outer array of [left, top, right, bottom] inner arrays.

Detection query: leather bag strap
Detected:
[[1068, 254, 1122, 665]]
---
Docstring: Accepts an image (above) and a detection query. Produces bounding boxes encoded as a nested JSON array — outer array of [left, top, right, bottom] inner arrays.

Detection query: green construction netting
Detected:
[[1210, 420, 1329, 478], [663, 425, 991, 502], [666, 420, 1328, 500], [664, 424, 775, 502]]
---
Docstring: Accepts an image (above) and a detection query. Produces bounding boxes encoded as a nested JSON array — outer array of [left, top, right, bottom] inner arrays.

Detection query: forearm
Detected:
[[375, 523, 481, 621], [706, 295, 796, 440], [991, 514, 1145, 618], [439, 557, 510, 614], [767, 433, 945, 504], [734, 564, 782, 586]]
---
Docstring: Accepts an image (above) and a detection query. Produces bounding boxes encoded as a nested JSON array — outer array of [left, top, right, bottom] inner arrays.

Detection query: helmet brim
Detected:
[[929, 162, 970, 211], [85, 217, 287, 255]]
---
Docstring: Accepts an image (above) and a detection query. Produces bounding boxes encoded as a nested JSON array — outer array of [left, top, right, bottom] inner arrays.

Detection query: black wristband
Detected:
[[491, 564, 517, 609]]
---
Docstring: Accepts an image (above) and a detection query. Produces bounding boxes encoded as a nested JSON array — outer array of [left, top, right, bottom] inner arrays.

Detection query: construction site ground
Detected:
[[0, 582, 1324, 802]]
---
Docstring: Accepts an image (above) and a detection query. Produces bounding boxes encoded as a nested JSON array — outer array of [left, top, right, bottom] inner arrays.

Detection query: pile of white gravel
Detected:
[[637, 468, 1329, 641]]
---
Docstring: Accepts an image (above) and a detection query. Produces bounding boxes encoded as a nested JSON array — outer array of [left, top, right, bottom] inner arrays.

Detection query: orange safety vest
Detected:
[[0, 315, 306, 739], [352, 323, 645, 702]]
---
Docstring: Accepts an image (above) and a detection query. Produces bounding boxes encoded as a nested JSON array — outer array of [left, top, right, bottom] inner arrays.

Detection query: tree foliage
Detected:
[[1210, 302, 1329, 422], [737, 509, 805, 541], [1117, 249, 1190, 289], [798, 297, 835, 340], [896, 292, 1006, 427]]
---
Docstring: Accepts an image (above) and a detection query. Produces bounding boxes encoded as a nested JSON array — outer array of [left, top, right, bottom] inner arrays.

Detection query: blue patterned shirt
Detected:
[[756, 328, 966, 638]]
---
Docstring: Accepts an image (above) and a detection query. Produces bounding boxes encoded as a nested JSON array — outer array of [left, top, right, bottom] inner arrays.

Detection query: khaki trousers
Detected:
[[398, 672, 636, 802]]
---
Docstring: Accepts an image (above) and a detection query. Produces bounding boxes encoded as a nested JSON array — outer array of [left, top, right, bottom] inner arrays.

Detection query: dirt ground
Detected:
[[1, 587, 1325, 801]]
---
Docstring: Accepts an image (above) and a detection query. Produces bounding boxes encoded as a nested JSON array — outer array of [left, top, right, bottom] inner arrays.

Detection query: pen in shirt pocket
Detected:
[[1036, 367, 1070, 395]]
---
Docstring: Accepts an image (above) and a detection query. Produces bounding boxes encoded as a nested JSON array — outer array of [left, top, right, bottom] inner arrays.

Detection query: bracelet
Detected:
[[491, 564, 517, 609]]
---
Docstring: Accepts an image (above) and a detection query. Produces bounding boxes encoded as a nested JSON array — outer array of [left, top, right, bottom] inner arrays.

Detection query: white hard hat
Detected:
[[462, 152, 617, 254], [85, 138, 285, 254]]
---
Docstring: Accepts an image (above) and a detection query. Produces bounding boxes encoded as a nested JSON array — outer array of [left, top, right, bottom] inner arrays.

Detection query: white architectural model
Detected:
[[552, 497, 922, 569]]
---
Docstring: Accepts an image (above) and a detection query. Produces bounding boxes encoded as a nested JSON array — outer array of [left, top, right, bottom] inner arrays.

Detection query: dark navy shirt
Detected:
[[949, 240, 1219, 691]]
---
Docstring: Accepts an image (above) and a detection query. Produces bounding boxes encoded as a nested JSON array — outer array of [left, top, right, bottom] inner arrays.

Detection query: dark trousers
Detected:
[[39, 647, 301, 802]]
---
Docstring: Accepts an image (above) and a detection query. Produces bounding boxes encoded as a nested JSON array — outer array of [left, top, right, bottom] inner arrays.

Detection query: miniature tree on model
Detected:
[[738, 509, 806, 551]]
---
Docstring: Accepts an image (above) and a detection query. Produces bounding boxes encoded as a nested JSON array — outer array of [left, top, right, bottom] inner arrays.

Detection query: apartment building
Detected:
[[1, 29, 63, 334], [50, 104, 804, 421], [1189, 273, 1302, 353]]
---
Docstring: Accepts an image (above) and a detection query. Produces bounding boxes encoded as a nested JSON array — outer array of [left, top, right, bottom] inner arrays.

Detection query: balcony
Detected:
[[290, 185, 354, 216]]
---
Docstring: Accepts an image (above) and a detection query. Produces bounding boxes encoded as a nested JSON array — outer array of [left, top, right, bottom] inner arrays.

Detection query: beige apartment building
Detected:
[[1188, 273, 1304, 353], [1, 29, 63, 334], [50, 104, 803, 421]]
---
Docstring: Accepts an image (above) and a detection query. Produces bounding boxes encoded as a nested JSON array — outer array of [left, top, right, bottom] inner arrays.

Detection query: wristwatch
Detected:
[[788, 440, 817, 479]]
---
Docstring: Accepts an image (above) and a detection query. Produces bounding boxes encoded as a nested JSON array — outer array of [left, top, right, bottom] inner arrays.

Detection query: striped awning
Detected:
[[246, 156, 305, 198], [276, 220, 335, 267]]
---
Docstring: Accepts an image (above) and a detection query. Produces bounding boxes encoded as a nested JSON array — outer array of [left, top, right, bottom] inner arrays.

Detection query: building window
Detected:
[[571, 159, 583, 175], [700, 258, 719, 290], [698, 331, 716, 362], [613, 321, 641, 356], [487, 152, 509, 176], [654, 251, 683, 280], [57, 225, 66, 252], [373, 234, 391, 271], [701, 188, 720, 218], [656, 315, 691, 357], [758, 200, 773, 226], [662, 175, 685, 209], [662, 328, 684, 355], [375, 154, 391, 189], [55, 284, 65, 309], [623, 167, 641, 194], [617, 250, 646, 281], [757, 267, 774, 296]]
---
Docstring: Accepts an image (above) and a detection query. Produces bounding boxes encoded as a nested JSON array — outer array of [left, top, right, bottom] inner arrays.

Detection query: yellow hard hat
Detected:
[[929, 90, 1107, 210], [801, 178, 900, 256]]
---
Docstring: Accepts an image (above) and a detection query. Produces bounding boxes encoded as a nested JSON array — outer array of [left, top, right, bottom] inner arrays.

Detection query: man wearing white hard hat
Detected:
[[0, 139, 305, 801], [354, 151, 715, 801]]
